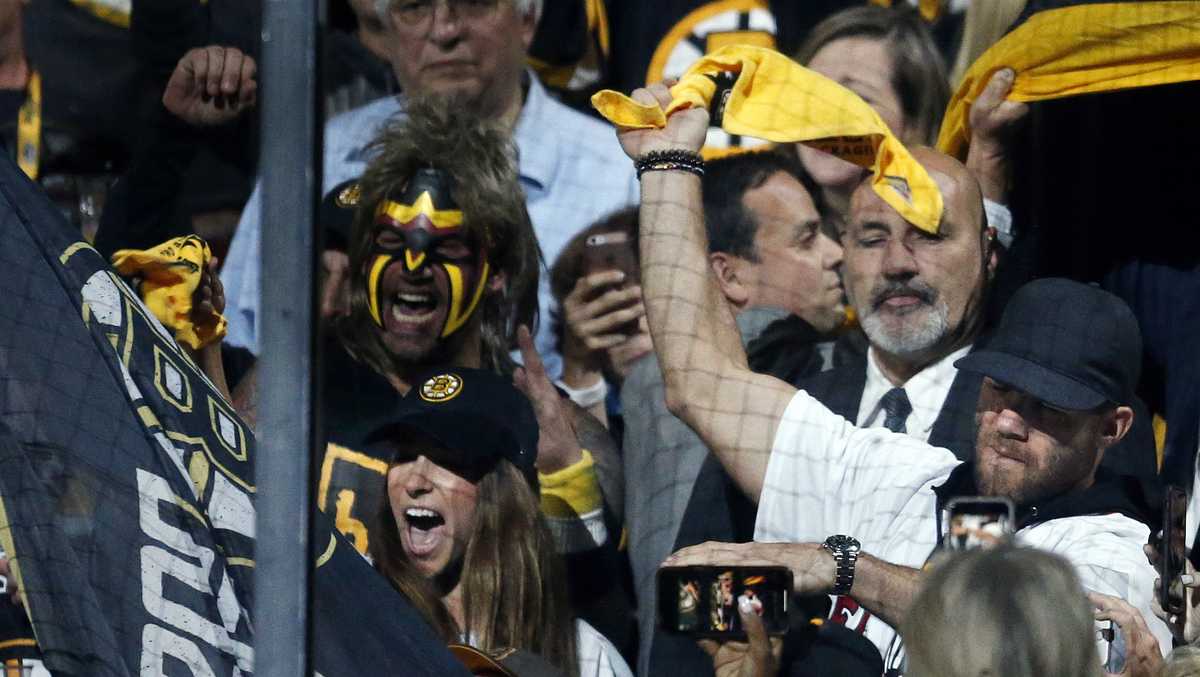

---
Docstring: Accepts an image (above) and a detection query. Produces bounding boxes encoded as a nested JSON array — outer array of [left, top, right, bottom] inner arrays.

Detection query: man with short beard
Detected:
[[618, 86, 1169, 672]]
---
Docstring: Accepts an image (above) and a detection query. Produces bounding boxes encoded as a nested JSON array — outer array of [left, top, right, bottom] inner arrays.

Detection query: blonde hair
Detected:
[[1164, 645, 1200, 677], [903, 547, 1101, 677]]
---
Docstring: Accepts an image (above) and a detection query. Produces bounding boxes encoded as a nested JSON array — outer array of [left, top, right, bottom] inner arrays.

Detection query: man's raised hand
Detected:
[[163, 46, 258, 127], [616, 82, 710, 161]]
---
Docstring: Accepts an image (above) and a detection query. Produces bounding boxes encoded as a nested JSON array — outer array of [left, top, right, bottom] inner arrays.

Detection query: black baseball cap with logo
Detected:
[[955, 278, 1142, 411], [363, 367, 540, 487], [320, 179, 361, 251]]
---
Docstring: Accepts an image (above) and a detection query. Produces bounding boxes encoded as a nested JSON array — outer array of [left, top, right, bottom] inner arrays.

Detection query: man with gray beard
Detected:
[[804, 147, 995, 457], [798, 147, 1155, 483]]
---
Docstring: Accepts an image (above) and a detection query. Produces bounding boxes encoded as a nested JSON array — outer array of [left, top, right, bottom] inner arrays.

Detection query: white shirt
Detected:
[[856, 344, 972, 442], [755, 389, 1172, 669], [576, 619, 634, 677]]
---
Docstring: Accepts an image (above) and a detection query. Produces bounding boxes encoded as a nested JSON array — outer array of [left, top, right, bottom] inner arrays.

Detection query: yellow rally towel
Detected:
[[112, 235, 228, 350], [938, 1, 1200, 159], [591, 45, 944, 233]]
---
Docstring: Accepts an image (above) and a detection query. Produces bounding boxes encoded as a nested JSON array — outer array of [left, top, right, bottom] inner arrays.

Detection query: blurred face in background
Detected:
[[735, 172, 845, 332], [387, 0, 536, 118], [798, 36, 917, 203]]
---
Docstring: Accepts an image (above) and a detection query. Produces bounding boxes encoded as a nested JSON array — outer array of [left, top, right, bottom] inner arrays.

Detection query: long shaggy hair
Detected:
[[371, 459, 579, 677], [339, 99, 541, 375]]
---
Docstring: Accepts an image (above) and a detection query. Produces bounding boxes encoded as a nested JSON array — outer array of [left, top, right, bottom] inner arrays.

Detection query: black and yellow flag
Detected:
[[0, 154, 467, 675]]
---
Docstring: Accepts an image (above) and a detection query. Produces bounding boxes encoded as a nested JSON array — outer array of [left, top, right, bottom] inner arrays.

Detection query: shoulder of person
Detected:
[[526, 81, 630, 165], [324, 95, 403, 158]]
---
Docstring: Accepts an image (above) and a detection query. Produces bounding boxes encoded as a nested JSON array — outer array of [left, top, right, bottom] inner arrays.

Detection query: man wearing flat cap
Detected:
[[618, 82, 1170, 671]]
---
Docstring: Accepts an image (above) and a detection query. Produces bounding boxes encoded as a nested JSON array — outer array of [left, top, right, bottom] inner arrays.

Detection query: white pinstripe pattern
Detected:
[[756, 389, 1172, 663]]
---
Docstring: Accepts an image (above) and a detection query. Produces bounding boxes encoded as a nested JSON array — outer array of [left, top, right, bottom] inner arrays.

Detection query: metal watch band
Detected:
[[823, 535, 860, 596]]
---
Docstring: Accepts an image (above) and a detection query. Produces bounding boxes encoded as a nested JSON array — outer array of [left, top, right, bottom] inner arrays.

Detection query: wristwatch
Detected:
[[822, 535, 861, 596]]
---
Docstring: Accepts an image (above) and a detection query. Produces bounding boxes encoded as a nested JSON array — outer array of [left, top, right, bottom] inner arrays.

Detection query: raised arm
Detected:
[[617, 84, 796, 502]]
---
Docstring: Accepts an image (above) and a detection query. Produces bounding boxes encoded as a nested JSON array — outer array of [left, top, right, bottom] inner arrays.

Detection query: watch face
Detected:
[[827, 535, 861, 553]]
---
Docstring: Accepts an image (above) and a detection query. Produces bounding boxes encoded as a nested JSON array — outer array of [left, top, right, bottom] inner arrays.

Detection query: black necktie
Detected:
[[881, 387, 912, 434]]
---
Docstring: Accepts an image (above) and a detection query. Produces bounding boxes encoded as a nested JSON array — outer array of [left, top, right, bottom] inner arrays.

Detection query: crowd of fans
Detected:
[[4, 0, 1200, 676]]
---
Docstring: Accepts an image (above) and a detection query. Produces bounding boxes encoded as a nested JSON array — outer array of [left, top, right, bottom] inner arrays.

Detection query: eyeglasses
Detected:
[[389, 0, 501, 26]]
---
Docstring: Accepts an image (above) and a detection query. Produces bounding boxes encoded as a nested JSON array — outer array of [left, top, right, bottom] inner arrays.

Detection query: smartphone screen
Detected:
[[657, 566, 791, 638], [943, 496, 1015, 552], [1162, 485, 1188, 618]]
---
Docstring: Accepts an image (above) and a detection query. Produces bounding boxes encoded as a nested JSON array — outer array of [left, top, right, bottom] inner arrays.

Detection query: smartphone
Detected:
[[1104, 620, 1126, 673], [943, 496, 1015, 552], [583, 232, 638, 282], [1161, 485, 1188, 619], [657, 565, 791, 638], [583, 231, 640, 335]]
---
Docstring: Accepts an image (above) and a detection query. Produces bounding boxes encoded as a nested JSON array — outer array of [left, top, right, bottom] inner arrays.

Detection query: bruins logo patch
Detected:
[[336, 183, 361, 208], [420, 374, 463, 403]]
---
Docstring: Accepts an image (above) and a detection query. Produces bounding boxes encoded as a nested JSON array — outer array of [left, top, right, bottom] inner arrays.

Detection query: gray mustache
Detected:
[[870, 280, 937, 310]]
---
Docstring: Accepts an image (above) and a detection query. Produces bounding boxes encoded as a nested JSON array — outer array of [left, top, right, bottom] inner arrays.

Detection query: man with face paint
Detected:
[[363, 168, 493, 362], [219, 0, 639, 386]]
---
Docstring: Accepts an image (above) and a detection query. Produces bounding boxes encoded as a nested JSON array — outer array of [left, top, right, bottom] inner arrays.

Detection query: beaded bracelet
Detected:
[[634, 149, 705, 179]]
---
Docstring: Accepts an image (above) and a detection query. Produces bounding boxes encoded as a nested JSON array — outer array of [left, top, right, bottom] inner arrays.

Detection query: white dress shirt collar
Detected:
[[857, 343, 973, 442]]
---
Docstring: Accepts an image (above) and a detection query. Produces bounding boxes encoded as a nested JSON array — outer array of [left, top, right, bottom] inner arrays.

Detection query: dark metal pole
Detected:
[[256, 0, 322, 674]]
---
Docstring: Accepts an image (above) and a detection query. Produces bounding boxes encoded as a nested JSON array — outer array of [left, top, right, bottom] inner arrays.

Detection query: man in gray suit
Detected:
[[622, 150, 845, 676]]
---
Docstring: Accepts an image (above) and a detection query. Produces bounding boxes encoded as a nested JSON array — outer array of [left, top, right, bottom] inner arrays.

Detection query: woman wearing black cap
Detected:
[[367, 367, 632, 677]]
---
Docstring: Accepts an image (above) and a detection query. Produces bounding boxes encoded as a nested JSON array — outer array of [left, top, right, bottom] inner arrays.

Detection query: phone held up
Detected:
[[942, 496, 1016, 552], [658, 566, 791, 639], [1160, 485, 1188, 627], [582, 231, 640, 335]]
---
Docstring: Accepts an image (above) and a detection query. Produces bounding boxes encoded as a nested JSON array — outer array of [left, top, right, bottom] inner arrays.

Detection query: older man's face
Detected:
[[387, 0, 535, 116], [842, 151, 988, 360]]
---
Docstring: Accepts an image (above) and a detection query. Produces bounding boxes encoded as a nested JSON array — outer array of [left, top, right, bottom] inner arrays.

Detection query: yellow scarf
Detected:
[[112, 236, 228, 350], [591, 45, 944, 233], [939, 1, 1200, 159]]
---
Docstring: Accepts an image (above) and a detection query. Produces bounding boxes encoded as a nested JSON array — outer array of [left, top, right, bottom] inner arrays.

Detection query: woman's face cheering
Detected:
[[387, 453, 481, 579]]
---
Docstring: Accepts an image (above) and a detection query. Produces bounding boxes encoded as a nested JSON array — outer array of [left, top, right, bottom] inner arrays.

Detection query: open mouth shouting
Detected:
[[376, 264, 452, 357], [390, 289, 440, 325], [402, 505, 448, 559]]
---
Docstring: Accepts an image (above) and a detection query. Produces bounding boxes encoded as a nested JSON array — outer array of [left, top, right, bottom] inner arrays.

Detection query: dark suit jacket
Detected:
[[650, 339, 1160, 676]]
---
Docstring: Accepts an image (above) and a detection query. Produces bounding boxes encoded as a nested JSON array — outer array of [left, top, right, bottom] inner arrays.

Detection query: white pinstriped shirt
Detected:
[[755, 389, 1172, 668]]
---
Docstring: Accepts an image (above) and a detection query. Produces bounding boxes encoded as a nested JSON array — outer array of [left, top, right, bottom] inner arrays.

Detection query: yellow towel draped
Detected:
[[591, 45, 945, 233], [938, 1, 1200, 159]]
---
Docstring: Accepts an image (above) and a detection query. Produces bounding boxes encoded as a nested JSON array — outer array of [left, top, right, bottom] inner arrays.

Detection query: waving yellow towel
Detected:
[[591, 44, 944, 233], [112, 235, 227, 350], [939, 1, 1200, 159]]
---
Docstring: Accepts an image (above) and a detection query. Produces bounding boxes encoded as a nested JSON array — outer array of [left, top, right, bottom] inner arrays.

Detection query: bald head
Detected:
[[850, 147, 985, 236], [842, 147, 994, 369]]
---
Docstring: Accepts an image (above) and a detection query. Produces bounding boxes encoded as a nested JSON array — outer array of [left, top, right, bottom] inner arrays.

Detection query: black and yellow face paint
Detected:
[[366, 168, 491, 338]]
